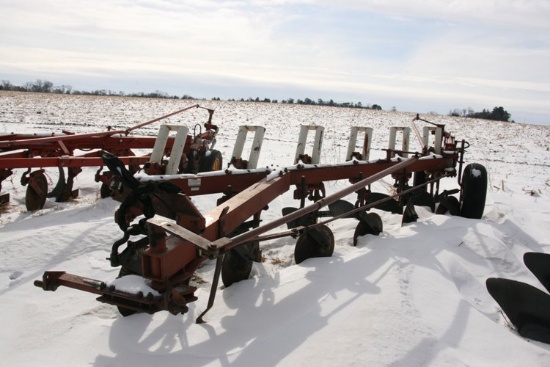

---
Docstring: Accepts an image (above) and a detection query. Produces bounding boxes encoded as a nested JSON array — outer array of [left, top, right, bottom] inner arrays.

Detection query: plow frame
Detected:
[[34, 114, 486, 324]]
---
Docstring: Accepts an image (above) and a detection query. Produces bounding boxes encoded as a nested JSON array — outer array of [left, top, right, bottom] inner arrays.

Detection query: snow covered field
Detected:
[[1, 91, 550, 366]]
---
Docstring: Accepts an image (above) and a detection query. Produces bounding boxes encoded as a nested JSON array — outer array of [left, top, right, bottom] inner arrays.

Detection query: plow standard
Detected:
[[34, 107, 488, 322]]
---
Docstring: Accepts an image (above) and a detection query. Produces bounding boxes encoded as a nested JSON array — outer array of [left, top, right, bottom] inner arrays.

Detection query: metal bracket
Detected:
[[294, 125, 324, 164], [388, 127, 411, 158], [150, 124, 189, 174], [231, 126, 266, 169], [422, 126, 443, 154], [346, 127, 373, 161]]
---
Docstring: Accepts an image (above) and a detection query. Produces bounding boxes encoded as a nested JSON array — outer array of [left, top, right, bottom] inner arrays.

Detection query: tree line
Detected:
[[449, 106, 513, 122], [1, 79, 513, 121], [225, 96, 382, 110], [0, 79, 383, 110], [0, 79, 195, 100]]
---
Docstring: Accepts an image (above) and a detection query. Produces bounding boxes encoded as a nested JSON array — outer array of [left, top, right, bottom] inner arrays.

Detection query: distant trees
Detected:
[[487, 107, 512, 122], [245, 96, 381, 110], [25, 79, 53, 93], [231, 96, 379, 109], [1, 80, 26, 92], [0, 79, 191, 100], [449, 106, 512, 122], [53, 85, 72, 94], [4, 79, 380, 110], [13, 78, 519, 118], [1, 79, 72, 94], [1, 78, 389, 110]]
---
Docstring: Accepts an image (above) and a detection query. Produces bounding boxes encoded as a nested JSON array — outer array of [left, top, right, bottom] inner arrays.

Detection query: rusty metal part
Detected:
[[224, 157, 417, 248], [294, 224, 335, 264], [33, 271, 197, 315], [33, 116, 476, 321], [0, 168, 13, 188], [0, 105, 202, 151], [1, 105, 219, 209], [353, 212, 383, 246], [136, 157, 421, 320], [237, 172, 452, 246], [0, 168, 13, 206], [24, 170, 48, 211]]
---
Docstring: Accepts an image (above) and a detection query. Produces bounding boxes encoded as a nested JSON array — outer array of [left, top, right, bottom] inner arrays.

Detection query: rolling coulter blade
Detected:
[[294, 224, 334, 264], [221, 242, 260, 287], [353, 212, 383, 246], [24, 171, 48, 211]]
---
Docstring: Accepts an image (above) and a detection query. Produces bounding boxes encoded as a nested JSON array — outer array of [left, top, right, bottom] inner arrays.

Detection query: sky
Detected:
[[1, 0, 550, 125]]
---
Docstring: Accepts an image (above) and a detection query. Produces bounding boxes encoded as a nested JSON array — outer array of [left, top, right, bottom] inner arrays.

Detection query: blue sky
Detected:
[[2, 0, 549, 124]]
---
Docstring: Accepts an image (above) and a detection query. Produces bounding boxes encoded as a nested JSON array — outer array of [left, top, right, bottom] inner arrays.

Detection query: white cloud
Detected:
[[1, 0, 549, 123], [312, 0, 550, 30]]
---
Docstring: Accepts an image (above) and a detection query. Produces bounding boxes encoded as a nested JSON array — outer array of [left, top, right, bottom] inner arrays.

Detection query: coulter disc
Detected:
[[221, 242, 259, 287], [25, 172, 48, 211], [353, 212, 383, 246], [294, 224, 335, 264]]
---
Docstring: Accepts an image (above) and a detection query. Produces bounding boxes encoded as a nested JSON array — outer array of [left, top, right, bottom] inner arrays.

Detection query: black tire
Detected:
[[25, 172, 48, 211], [199, 150, 223, 172], [460, 163, 487, 219]]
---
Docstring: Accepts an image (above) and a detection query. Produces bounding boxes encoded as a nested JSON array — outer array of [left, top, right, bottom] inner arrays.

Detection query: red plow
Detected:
[[0, 104, 221, 210], [34, 111, 488, 322]]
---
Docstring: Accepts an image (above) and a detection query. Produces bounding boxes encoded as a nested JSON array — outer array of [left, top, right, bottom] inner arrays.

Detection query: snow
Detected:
[[1, 91, 550, 366], [108, 275, 160, 297]]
